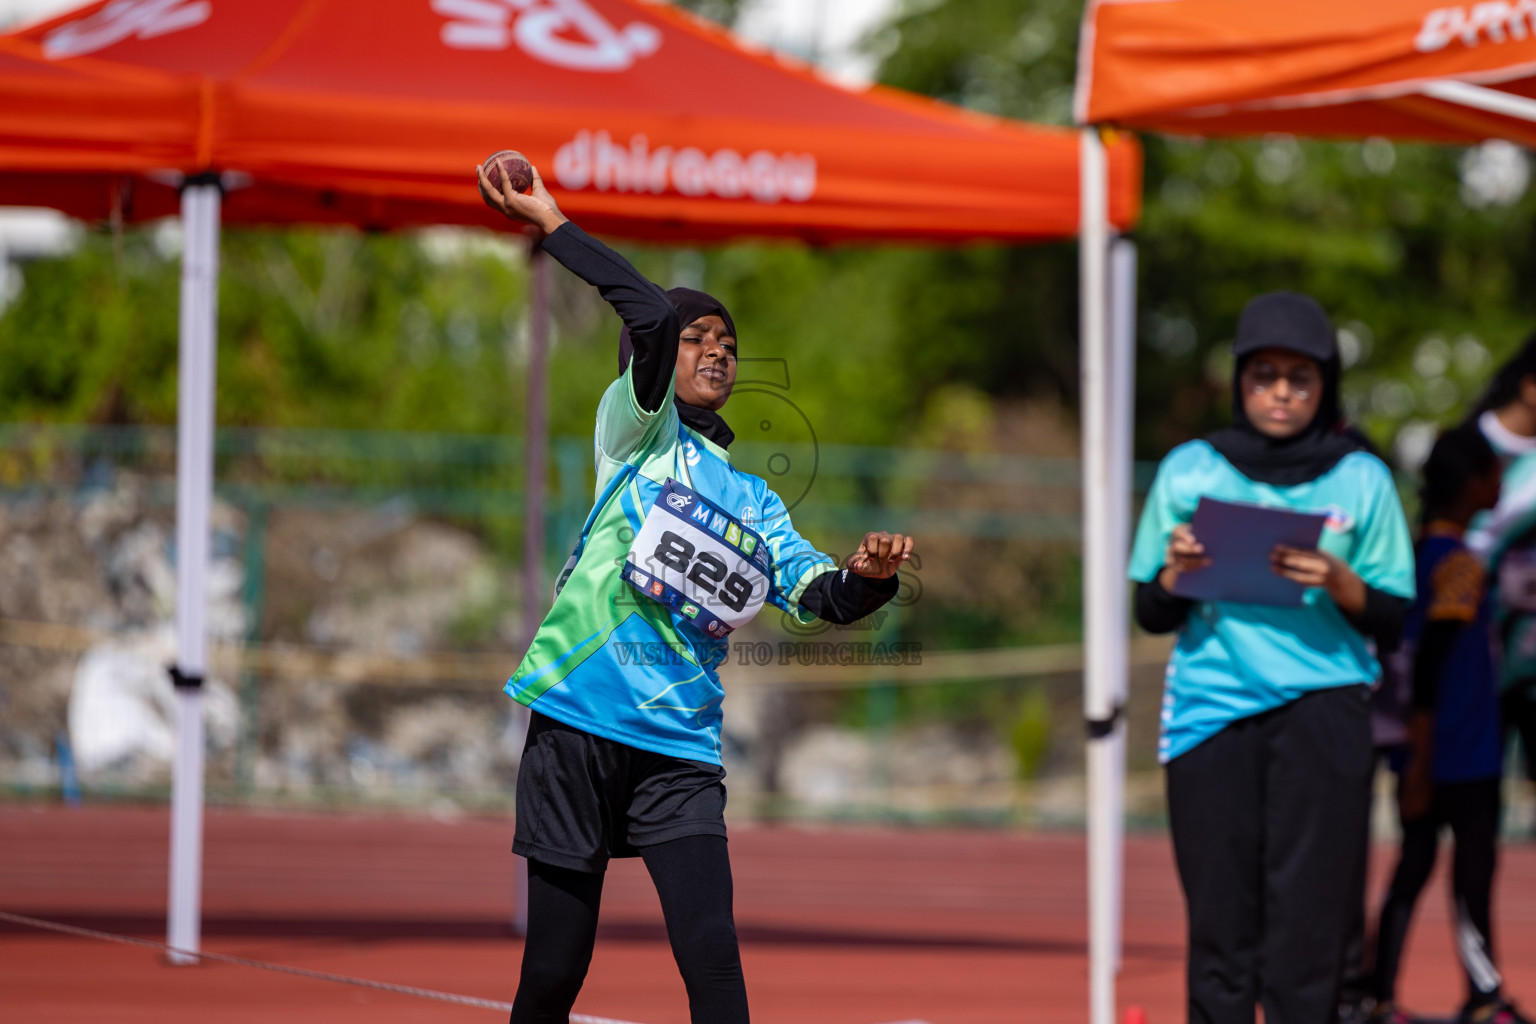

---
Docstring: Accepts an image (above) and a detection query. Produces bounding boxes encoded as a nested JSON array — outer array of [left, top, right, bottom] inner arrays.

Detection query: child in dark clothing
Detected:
[[1370, 425, 1527, 1024]]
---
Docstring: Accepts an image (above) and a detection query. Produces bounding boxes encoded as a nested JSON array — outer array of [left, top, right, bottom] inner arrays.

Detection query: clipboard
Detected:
[[1169, 496, 1329, 607]]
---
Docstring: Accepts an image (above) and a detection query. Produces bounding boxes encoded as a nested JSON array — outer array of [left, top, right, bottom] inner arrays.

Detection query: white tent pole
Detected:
[[512, 244, 550, 938], [1080, 126, 1117, 1024], [168, 177, 221, 965], [1106, 237, 1138, 971], [1421, 79, 1536, 124]]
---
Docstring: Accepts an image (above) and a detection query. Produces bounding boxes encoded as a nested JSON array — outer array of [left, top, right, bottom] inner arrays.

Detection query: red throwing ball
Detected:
[[481, 150, 534, 196]]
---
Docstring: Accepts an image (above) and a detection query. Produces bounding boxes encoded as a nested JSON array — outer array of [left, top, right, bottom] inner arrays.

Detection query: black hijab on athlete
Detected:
[[1205, 291, 1365, 487], [619, 287, 737, 449]]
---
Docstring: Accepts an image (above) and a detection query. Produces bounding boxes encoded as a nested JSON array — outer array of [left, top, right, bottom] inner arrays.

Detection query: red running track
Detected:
[[2, 805, 1533, 1024]]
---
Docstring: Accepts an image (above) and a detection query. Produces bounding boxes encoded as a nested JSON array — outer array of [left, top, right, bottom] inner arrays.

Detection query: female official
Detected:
[[1129, 292, 1415, 1024], [476, 162, 915, 1024]]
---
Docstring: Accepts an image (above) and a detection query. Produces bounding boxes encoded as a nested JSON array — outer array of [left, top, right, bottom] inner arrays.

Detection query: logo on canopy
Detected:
[[42, 0, 211, 59], [1416, 2, 1536, 51], [554, 130, 817, 204], [432, 0, 661, 71]]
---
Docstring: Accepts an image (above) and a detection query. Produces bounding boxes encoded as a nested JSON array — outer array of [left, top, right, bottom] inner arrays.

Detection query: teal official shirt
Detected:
[[1129, 441, 1415, 763]]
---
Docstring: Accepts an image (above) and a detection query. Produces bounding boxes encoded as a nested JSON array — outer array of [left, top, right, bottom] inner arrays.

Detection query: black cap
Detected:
[[1233, 291, 1336, 363]]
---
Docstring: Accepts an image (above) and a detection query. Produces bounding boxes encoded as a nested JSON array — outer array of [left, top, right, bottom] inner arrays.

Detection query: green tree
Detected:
[[0, 228, 535, 434], [668, 0, 749, 29], [861, 0, 1536, 459]]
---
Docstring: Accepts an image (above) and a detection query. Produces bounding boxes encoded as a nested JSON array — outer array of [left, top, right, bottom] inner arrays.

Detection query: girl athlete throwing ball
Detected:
[[478, 161, 915, 1024]]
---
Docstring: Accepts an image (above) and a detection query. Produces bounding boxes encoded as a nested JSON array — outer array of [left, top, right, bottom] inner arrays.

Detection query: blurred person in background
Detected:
[[1368, 424, 1527, 1024], [1130, 291, 1414, 1024], [1339, 420, 1399, 1024], [1466, 333, 1536, 806]]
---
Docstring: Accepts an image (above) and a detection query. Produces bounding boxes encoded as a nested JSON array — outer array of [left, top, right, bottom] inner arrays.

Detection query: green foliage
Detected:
[[0, 231, 178, 423], [871, 0, 1082, 125], [667, 0, 749, 29], [1010, 685, 1053, 780], [1137, 135, 1536, 457], [0, 227, 533, 433], [695, 242, 1078, 444], [5, 1, 1533, 460], [860, 0, 1536, 460]]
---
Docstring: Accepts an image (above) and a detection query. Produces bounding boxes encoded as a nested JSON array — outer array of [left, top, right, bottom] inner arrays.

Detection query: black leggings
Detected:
[[509, 834, 748, 1024], [1372, 778, 1502, 1008]]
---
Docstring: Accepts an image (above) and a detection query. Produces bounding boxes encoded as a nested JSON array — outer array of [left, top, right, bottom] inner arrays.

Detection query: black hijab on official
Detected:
[[1205, 291, 1366, 487], [619, 287, 737, 449]]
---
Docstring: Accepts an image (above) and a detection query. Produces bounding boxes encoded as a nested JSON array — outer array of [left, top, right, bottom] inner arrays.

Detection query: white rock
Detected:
[[67, 628, 238, 778]]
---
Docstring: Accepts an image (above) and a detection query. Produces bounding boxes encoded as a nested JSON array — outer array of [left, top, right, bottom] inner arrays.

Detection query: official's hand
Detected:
[[1157, 524, 1209, 591], [1269, 545, 1336, 587], [475, 162, 567, 237], [1271, 545, 1366, 614], [851, 532, 914, 579]]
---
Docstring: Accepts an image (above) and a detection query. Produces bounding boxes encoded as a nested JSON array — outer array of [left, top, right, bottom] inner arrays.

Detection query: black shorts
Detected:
[[512, 711, 729, 874]]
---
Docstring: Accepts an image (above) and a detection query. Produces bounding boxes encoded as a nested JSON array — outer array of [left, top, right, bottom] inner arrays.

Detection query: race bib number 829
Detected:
[[623, 479, 772, 638]]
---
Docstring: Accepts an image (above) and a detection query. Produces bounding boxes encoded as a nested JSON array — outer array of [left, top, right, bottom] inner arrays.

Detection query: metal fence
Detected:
[[0, 423, 1178, 825]]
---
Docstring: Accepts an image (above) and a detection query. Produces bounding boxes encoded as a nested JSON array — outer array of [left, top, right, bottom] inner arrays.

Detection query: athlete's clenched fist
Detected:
[[850, 531, 914, 579]]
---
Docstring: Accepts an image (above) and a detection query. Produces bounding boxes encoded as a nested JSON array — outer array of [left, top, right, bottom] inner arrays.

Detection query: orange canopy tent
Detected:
[[1076, 0, 1536, 144], [1073, 5, 1536, 1024], [0, 0, 1146, 974], [0, 34, 197, 170], [0, 0, 1140, 241]]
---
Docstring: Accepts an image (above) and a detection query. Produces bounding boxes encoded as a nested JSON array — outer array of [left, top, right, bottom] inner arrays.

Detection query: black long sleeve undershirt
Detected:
[[539, 223, 677, 414], [798, 568, 900, 625], [1411, 618, 1461, 713], [1135, 577, 1193, 635], [1343, 587, 1410, 653], [1135, 575, 1409, 648]]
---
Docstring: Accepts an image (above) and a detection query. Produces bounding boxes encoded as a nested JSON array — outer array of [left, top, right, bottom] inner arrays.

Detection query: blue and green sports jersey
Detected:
[[505, 367, 836, 765], [1129, 441, 1415, 763]]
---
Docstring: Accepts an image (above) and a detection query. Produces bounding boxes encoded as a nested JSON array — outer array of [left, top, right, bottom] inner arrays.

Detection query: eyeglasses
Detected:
[[1243, 363, 1319, 399]]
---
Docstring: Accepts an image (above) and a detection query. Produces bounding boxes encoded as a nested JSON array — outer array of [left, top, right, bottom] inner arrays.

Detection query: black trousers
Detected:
[[509, 834, 749, 1024], [1372, 778, 1502, 1008], [1167, 685, 1373, 1024]]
